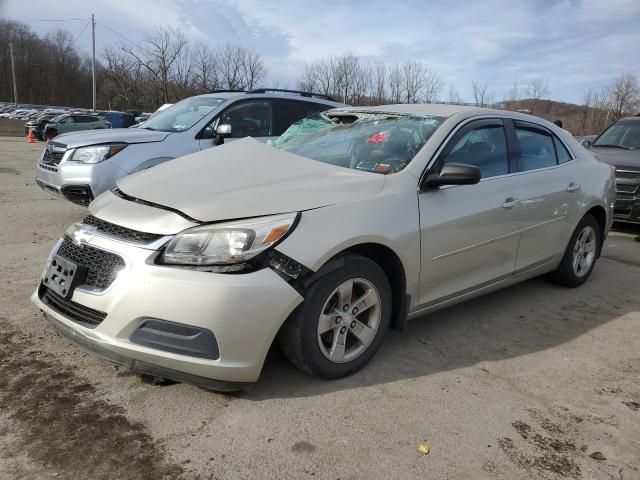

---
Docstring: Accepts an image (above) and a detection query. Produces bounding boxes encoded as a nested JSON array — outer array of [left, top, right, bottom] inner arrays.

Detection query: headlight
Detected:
[[161, 213, 299, 266], [70, 144, 127, 164]]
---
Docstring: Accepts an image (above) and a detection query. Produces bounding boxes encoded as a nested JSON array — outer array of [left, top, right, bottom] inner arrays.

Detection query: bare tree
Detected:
[[372, 62, 387, 104], [387, 63, 403, 103], [240, 48, 266, 90], [171, 43, 193, 98], [608, 73, 639, 120], [333, 51, 360, 103], [505, 80, 520, 103], [400, 60, 424, 103], [192, 42, 218, 92], [215, 43, 266, 90], [421, 68, 442, 103], [351, 61, 371, 105], [121, 27, 188, 104], [472, 81, 493, 107], [447, 83, 462, 104], [526, 78, 549, 113]]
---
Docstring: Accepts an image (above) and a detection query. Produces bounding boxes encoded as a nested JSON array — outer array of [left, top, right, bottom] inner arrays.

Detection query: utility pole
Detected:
[[9, 42, 18, 105], [91, 13, 96, 111]]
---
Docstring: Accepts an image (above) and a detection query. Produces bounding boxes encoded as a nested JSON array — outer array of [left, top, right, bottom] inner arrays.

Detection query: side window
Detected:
[[442, 125, 509, 178], [515, 127, 556, 171], [553, 136, 572, 164], [274, 100, 329, 136], [76, 116, 93, 123], [219, 100, 272, 138], [60, 116, 74, 124]]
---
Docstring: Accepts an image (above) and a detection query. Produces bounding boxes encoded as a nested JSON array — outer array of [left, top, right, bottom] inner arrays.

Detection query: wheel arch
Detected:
[[293, 242, 409, 332], [584, 204, 607, 257]]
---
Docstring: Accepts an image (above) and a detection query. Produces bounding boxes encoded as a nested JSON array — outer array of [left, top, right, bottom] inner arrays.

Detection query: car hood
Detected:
[[116, 137, 385, 222], [51, 128, 170, 148], [591, 146, 640, 169]]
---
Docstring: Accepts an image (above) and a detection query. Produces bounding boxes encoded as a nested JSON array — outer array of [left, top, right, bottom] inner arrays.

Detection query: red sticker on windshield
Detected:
[[367, 132, 388, 143], [375, 164, 390, 173]]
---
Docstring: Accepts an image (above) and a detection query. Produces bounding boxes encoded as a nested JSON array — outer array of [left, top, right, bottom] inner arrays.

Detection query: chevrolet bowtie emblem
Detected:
[[71, 226, 96, 247]]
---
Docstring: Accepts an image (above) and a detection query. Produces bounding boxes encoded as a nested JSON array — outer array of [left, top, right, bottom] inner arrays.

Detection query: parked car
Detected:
[[31, 104, 615, 391], [97, 110, 135, 129], [587, 116, 640, 223], [35, 89, 345, 205], [42, 113, 111, 141], [24, 113, 57, 139]]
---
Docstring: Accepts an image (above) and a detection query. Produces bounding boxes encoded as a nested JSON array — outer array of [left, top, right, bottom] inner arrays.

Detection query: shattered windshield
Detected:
[[272, 111, 445, 174]]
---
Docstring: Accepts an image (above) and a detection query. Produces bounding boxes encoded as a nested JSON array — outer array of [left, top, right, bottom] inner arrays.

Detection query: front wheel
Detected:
[[549, 214, 601, 287], [278, 254, 392, 379]]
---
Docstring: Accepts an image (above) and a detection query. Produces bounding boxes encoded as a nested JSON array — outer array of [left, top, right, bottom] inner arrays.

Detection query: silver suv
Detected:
[[35, 89, 345, 205]]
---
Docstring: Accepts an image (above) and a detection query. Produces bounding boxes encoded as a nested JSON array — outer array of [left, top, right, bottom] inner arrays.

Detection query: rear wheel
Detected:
[[278, 254, 392, 379], [549, 214, 601, 287]]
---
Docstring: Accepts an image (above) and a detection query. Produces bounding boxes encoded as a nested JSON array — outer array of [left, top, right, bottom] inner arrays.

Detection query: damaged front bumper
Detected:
[[31, 231, 304, 391]]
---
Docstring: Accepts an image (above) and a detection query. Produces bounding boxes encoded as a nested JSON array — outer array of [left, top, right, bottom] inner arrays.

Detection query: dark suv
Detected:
[[589, 116, 640, 223]]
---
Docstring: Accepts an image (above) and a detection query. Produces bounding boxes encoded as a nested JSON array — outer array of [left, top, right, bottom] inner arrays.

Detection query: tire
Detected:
[[278, 254, 392, 379], [549, 214, 601, 287]]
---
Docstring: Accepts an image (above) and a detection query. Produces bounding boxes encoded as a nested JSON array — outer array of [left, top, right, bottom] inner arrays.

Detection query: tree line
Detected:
[[1, 19, 638, 135]]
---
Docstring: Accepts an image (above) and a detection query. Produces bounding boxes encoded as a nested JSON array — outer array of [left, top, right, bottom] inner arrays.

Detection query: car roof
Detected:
[[330, 103, 573, 130], [338, 103, 501, 117], [615, 116, 640, 123], [193, 91, 345, 107]]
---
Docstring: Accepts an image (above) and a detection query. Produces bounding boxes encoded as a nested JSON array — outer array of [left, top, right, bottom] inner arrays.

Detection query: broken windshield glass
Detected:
[[273, 111, 445, 174]]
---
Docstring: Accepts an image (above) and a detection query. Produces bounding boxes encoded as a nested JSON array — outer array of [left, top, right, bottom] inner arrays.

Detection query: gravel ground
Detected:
[[1, 136, 639, 480]]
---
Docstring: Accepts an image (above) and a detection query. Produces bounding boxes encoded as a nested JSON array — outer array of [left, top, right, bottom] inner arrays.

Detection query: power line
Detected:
[[72, 20, 91, 47], [97, 21, 141, 47], [14, 18, 88, 22]]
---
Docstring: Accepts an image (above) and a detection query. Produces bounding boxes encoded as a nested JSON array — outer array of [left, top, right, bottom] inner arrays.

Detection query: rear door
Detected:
[[508, 120, 581, 271], [418, 119, 521, 305]]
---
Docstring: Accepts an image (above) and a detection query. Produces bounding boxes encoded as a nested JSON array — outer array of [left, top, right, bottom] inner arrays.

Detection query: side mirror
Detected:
[[213, 123, 232, 146], [423, 163, 481, 189], [581, 140, 592, 148]]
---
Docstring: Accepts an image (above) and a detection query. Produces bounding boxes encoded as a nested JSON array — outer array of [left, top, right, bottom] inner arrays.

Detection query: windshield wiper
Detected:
[[141, 126, 156, 131], [593, 143, 631, 150]]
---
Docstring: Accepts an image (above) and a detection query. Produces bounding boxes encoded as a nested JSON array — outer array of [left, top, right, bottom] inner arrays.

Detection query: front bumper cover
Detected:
[[44, 312, 250, 392]]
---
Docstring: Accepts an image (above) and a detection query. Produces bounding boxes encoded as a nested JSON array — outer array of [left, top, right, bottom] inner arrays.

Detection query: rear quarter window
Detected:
[[553, 137, 572, 163]]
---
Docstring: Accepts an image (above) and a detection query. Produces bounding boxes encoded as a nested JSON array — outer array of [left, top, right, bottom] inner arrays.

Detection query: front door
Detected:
[[199, 99, 275, 150], [418, 119, 520, 306]]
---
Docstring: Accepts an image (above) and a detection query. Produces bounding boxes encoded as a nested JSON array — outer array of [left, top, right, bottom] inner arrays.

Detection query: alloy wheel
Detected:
[[572, 226, 596, 277], [317, 278, 382, 364]]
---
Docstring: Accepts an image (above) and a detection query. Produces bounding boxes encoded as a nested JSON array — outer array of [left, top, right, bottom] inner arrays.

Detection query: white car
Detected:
[[32, 104, 616, 391]]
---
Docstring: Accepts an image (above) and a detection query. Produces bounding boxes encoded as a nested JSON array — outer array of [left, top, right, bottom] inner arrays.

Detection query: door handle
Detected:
[[567, 183, 580, 192], [502, 197, 519, 209]]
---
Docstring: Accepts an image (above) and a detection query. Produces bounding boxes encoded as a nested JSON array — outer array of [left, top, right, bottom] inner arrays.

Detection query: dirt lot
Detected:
[[1, 136, 639, 480]]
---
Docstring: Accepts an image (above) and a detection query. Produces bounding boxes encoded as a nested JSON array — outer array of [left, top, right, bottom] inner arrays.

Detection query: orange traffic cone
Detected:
[[27, 129, 37, 143]]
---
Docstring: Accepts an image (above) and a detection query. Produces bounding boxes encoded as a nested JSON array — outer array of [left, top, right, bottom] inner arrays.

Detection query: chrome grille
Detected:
[[40, 286, 107, 327], [616, 170, 640, 181], [82, 215, 164, 244], [616, 184, 638, 194], [57, 236, 125, 290], [40, 142, 66, 165]]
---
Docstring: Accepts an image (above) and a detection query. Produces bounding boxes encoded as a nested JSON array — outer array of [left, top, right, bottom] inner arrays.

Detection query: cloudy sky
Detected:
[[2, 0, 639, 103]]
